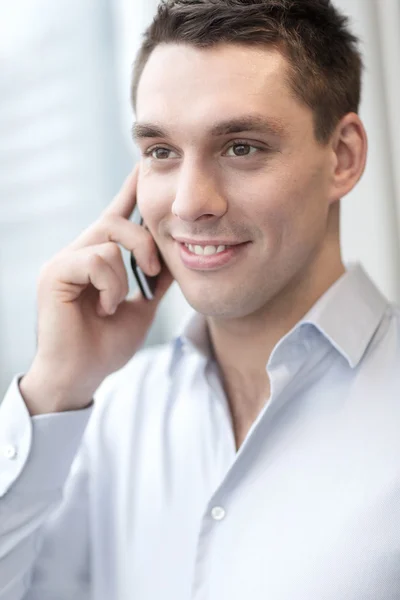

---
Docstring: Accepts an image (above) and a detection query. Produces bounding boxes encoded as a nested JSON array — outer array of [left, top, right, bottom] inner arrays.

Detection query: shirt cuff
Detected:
[[0, 374, 94, 497]]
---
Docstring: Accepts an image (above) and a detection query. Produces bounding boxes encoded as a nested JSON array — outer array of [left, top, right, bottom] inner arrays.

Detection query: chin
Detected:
[[180, 282, 267, 320]]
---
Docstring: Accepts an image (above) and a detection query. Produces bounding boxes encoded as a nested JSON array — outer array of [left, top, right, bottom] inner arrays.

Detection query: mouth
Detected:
[[183, 242, 230, 256], [174, 238, 250, 271]]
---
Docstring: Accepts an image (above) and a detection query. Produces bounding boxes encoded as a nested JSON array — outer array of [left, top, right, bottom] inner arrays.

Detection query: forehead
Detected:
[[136, 43, 311, 137]]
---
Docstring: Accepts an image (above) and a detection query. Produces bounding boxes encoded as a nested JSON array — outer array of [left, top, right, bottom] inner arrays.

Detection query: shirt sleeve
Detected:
[[0, 375, 94, 600]]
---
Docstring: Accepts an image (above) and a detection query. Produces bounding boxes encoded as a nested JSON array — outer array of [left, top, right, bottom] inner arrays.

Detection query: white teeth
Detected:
[[185, 243, 227, 255]]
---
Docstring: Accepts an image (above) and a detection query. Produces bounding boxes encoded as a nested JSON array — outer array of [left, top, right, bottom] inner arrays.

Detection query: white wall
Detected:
[[0, 0, 132, 393], [336, 0, 400, 301]]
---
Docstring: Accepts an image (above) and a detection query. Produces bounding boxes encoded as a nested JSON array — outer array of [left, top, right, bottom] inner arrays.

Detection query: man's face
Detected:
[[134, 43, 336, 318]]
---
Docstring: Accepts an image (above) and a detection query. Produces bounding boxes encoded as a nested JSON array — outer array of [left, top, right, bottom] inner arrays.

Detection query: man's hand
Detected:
[[20, 166, 173, 415]]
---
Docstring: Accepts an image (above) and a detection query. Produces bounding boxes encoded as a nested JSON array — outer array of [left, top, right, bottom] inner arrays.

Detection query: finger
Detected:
[[73, 243, 129, 302], [67, 164, 138, 250], [55, 253, 123, 316], [152, 264, 174, 302], [128, 262, 174, 308], [115, 265, 174, 322], [68, 219, 161, 276], [88, 255, 122, 317], [102, 164, 139, 219]]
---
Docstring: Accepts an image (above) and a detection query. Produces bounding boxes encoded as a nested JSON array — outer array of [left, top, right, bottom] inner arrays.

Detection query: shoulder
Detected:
[[80, 341, 178, 448], [94, 341, 176, 405]]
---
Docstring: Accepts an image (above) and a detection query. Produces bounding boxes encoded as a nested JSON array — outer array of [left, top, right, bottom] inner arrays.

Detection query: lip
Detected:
[[176, 240, 250, 271], [173, 236, 244, 247]]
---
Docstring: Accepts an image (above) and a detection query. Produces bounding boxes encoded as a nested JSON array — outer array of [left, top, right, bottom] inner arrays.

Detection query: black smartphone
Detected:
[[130, 214, 159, 301]]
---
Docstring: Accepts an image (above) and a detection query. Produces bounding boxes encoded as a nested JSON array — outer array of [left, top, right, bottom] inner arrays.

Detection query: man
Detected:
[[1, 0, 399, 598]]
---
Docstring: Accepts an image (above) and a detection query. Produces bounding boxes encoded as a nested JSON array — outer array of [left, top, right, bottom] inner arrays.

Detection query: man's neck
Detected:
[[206, 251, 345, 450]]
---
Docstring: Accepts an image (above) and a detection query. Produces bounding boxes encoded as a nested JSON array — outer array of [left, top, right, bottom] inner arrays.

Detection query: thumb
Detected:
[[115, 264, 174, 324], [152, 264, 175, 302]]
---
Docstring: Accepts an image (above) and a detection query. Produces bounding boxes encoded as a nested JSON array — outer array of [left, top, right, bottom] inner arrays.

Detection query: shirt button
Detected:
[[2, 444, 18, 460], [211, 506, 226, 521]]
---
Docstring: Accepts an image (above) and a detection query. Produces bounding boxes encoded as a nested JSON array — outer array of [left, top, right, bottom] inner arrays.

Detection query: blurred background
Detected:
[[0, 0, 399, 396]]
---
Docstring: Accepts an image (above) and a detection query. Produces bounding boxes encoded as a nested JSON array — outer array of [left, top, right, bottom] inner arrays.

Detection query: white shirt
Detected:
[[1, 263, 400, 600]]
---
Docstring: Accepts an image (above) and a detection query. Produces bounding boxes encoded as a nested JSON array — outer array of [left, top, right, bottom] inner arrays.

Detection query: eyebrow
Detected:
[[131, 116, 286, 141]]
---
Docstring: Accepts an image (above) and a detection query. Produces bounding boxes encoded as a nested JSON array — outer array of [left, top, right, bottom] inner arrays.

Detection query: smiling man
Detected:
[[131, 6, 365, 449], [1, 1, 400, 600]]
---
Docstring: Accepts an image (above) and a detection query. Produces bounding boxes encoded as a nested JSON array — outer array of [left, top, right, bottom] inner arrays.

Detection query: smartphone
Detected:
[[130, 214, 159, 301]]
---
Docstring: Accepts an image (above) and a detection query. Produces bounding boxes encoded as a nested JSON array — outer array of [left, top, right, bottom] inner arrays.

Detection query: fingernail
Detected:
[[150, 257, 161, 275]]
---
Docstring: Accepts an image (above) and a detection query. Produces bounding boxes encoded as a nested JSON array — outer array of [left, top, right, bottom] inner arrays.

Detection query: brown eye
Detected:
[[226, 143, 258, 157], [234, 144, 250, 156], [152, 148, 171, 159]]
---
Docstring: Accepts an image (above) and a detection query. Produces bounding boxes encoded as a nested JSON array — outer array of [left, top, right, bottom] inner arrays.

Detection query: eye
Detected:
[[145, 146, 179, 160], [225, 143, 259, 157]]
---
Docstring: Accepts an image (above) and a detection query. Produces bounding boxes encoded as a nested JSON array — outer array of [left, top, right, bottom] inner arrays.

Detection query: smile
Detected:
[[184, 243, 228, 256], [177, 240, 250, 271]]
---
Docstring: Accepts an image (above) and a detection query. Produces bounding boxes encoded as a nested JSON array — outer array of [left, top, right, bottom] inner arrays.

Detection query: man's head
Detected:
[[132, 0, 363, 145], [131, 0, 368, 319]]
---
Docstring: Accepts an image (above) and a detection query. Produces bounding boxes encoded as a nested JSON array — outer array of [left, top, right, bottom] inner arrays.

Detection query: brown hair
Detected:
[[132, 0, 363, 144]]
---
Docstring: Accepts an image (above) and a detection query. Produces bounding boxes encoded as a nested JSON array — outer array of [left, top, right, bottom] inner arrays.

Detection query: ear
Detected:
[[327, 113, 368, 204]]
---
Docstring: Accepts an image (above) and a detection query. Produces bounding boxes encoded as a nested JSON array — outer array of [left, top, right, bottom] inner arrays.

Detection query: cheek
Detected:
[[232, 168, 325, 261], [255, 163, 326, 224], [137, 168, 174, 228], [225, 172, 294, 249]]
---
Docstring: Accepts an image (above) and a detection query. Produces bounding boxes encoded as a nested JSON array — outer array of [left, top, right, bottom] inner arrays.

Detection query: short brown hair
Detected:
[[132, 0, 363, 144]]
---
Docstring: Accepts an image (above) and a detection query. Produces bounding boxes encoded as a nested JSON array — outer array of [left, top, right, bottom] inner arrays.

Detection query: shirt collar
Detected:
[[169, 263, 389, 375], [300, 263, 388, 368], [169, 312, 212, 375]]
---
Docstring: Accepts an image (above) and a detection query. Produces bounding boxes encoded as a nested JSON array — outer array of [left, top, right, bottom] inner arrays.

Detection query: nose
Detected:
[[171, 160, 227, 222]]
